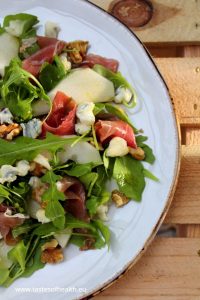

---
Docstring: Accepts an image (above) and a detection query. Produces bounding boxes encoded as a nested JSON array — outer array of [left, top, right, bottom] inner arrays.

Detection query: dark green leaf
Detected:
[[3, 13, 39, 37], [113, 155, 145, 201], [22, 246, 45, 277], [143, 168, 159, 182], [0, 133, 88, 166], [136, 135, 155, 164], [39, 56, 67, 92]]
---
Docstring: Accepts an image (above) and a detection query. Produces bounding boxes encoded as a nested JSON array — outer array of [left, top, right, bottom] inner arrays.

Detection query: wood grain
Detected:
[[89, 0, 200, 45], [155, 58, 200, 126], [164, 145, 200, 224], [95, 238, 200, 300]]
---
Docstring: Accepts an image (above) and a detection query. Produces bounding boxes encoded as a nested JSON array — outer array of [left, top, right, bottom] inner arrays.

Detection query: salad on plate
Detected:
[[0, 13, 158, 286]]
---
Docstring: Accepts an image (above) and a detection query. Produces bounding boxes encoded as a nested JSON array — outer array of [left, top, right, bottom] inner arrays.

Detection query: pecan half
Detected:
[[128, 146, 145, 160]]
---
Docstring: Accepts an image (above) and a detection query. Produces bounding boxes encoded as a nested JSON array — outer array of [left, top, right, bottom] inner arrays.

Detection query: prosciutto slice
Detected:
[[0, 209, 24, 245], [82, 53, 119, 72], [42, 91, 77, 136], [95, 119, 137, 148], [22, 37, 65, 77], [58, 176, 88, 221]]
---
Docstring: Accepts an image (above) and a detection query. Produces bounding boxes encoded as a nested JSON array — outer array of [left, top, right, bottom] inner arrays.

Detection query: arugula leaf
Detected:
[[136, 135, 155, 164], [8, 241, 27, 271], [41, 171, 66, 229], [63, 162, 101, 177], [93, 64, 137, 107], [92, 220, 110, 248], [1, 58, 50, 121], [20, 28, 39, 59], [80, 172, 99, 196], [113, 155, 145, 201], [33, 223, 58, 237], [0, 133, 87, 166], [22, 245, 44, 278], [69, 235, 85, 247], [86, 191, 110, 216], [0, 268, 9, 285], [12, 221, 38, 239], [3, 13, 39, 38], [39, 56, 67, 92]]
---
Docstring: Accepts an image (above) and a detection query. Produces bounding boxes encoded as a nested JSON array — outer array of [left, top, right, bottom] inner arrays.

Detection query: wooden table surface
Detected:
[[87, 1, 200, 299]]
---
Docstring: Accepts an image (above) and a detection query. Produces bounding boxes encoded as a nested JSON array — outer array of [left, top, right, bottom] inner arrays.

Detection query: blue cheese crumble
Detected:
[[0, 108, 13, 124], [21, 118, 42, 139]]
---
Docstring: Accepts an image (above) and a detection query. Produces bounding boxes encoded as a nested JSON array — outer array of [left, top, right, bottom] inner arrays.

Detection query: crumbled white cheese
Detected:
[[28, 176, 41, 189], [0, 160, 30, 184], [0, 108, 13, 124], [36, 209, 50, 224], [56, 181, 63, 192], [4, 208, 29, 219], [114, 87, 132, 104], [75, 102, 95, 135], [75, 123, 91, 135], [21, 118, 42, 139], [59, 53, 71, 72], [106, 137, 129, 157], [96, 204, 109, 221], [33, 154, 51, 170], [0, 165, 18, 184], [45, 21, 60, 38], [16, 160, 30, 176], [76, 102, 95, 126], [5, 20, 26, 37]]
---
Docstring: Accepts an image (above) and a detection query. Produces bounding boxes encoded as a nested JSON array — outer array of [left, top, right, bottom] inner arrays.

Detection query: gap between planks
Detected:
[[94, 238, 200, 300]]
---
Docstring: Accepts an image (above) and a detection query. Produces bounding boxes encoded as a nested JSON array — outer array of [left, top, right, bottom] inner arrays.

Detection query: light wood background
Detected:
[[86, 1, 200, 299]]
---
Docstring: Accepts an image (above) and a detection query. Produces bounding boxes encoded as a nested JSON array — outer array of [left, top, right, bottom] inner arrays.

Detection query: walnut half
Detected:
[[129, 147, 145, 160], [41, 247, 64, 264], [66, 40, 89, 64], [111, 190, 129, 208], [0, 123, 21, 140]]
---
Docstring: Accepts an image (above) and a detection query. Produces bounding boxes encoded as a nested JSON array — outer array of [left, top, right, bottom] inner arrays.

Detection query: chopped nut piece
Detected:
[[80, 238, 96, 251], [129, 147, 145, 160], [0, 123, 21, 140], [66, 40, 89, 64], [41, 239, 58, 251], [111, 190, 129, 208], [30, 162, 47, 176], [41, 247, 64, 264]]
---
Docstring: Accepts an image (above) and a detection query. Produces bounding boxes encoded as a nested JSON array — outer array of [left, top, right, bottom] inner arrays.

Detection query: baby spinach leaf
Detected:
[[136, 135, 155, 164], [39, 56, 67, 92], [113, 155, 145, 201], [143, 168, 159, 182]]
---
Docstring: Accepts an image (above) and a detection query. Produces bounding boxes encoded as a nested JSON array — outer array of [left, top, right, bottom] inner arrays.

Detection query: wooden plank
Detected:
[[155, 58, 200, 126], [164, 145, 200, 224], [88, 0, 200, 45], [94, 238, 200, 300]]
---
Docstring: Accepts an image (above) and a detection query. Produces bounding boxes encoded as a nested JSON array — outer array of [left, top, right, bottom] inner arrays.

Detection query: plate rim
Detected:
[[80, 0, 181, 298]]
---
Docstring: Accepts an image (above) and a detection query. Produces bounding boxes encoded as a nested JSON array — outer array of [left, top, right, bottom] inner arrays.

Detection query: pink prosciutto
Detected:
[[22, 36, 65, 77], [82, 53, 119, 72], [95, 120, 137, 148], [58, 176, 88, 221], [42, 91, 77, 136]]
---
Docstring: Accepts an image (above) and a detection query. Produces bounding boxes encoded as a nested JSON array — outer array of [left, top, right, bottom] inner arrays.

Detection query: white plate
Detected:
[[0, 1, 180, 299]]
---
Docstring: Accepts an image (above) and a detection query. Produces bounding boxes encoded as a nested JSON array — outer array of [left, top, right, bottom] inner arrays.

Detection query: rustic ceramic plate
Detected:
[[0, 0, 180, 299]]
